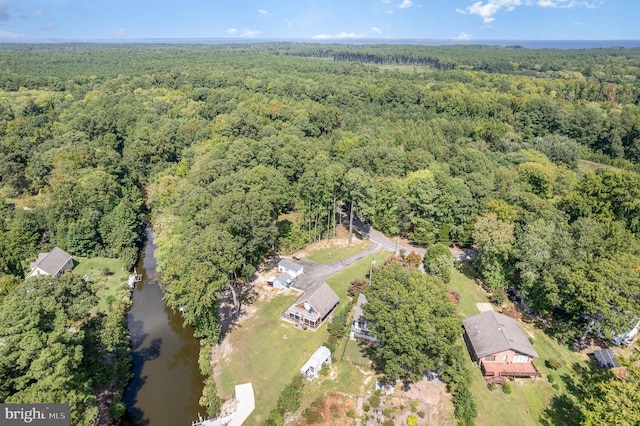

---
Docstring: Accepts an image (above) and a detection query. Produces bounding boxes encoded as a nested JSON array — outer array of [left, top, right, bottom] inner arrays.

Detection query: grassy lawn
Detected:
[[342, 338, 372, 369], [450, 261, 590, 426], [218, 292, 330, 424], [219, 250, 391, 423], [449, 264, 489, 318], [325, 251, 391, 303], [73, 256, 129, 314], [305, 240, 372, 264], [299, 361, 367, 412]]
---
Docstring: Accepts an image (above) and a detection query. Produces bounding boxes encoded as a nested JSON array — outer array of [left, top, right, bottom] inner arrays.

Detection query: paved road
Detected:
[[351, 214, 425, 255], [291, 243, 383, 292], [289, 213, 475, 292]]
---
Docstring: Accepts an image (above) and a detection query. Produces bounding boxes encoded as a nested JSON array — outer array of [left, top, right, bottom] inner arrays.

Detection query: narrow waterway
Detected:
[[124, 231, 205, 426]]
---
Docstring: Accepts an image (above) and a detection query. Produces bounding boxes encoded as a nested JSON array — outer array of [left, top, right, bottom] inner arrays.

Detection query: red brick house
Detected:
[[463, 311, 539, 383]]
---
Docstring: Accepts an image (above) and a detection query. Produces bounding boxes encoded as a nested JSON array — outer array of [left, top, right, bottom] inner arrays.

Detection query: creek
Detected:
[[123, 230, 205, 425]]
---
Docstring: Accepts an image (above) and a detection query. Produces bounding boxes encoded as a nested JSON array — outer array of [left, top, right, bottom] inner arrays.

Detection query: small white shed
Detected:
[[278, 259, 304, 278], [300, 346, 331, 380]]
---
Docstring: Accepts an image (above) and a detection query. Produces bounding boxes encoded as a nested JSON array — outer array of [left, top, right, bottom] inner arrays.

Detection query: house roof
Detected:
[[354, 293, 368, 324], [274, 272, 291, 285], [593, 349, 620, 368], [278, 259, 303, 273], [293, 282, 339, 318], [463, 311, 538, 358], [28, 247, 72, 277]]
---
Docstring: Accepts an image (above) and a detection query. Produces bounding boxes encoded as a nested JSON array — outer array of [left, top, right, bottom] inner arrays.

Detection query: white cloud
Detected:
[[457, 32, 472, 40], [371, 26, 382, 34], [537, 0, 601, 8], [258, 9, 270, 17], [226, 28, 238, 34], [399, 0, 413, 9], [457, 0, 601, 23], [240, 29, 261, 38], [0, 31, 24, 39], [110, 27, 126, 37], [41, 22, 57, 30], [457, 0, 523, 23], [311, 32, 366, 40]]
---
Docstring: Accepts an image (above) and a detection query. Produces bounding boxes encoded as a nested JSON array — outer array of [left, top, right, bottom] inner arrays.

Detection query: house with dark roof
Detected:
[[281, 282, 339, 330], [26, 247, 74, 279], [463, 310, 539, 382], [278, 259, 304, 278], [350, 293, 377, 342]]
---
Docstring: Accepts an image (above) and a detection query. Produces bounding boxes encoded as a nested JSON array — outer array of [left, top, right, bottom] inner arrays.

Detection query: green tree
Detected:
[[363, 262, 461, 382], [344, 167, 373, 247], [472, 214, 514, 291], [424, 243, 453, 283]]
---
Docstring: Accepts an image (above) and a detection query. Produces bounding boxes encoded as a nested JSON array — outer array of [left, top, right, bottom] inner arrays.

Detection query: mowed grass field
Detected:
[[218, 291, 330, 424], [218, 246, 391, 424], [449, 265, 589, 426], [73, 256, 130, 314], [305, 239, 372, 264]]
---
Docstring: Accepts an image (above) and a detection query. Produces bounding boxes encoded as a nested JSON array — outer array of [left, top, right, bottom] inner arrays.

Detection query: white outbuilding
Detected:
[[300, 346, 331, 380]]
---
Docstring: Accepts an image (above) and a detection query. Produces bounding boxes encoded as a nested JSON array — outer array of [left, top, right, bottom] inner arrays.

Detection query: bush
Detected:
[[453, 387, 477, 426], [262, 410, 284, 426], [410, 400, 419, 412], [547, 373, 555, 384], [368, 394, 380, 408], [346, 410, 356, 418], [383, 406, 397, 416], [407, 415, 419, 426], [417, 410, 425, 418], [320, 363, 330, 376], [276, 376, 302, 414], [383, 420, 395, 426], [363, 404, 370, 413], [489, 290, 507, 305], [546, 358, 562, 370], [502, 383, 512, 394], [348, 278, 368, 296], [303, 396, 325, 424], [488, 382, 497, 391]]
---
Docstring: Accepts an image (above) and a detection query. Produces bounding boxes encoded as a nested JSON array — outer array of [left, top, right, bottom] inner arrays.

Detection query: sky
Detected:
[[0, 0, 637, 42]]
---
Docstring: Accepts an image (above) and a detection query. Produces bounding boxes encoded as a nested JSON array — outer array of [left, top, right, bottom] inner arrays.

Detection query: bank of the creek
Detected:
[[123, 230, 205, 426]]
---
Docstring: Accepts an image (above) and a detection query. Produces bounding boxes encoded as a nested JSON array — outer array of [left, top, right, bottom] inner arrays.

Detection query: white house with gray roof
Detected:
[[350, 293, 377, 342], [281, 282, 339, 330], [278, 259, 304, 277], [27, 247, 74, 279]]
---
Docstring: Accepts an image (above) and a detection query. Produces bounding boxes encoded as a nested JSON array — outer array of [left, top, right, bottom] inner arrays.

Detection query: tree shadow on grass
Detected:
[[218, 283, 258, 341], [455, 260, 481, 282], [539, 362, 613, 426]]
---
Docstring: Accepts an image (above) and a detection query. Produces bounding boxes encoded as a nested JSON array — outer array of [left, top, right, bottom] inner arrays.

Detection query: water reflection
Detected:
[[123, 231, 204, 426]]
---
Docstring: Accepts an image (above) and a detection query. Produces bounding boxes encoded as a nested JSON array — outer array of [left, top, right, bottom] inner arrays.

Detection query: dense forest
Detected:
[[0, 43, 639, 424]]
